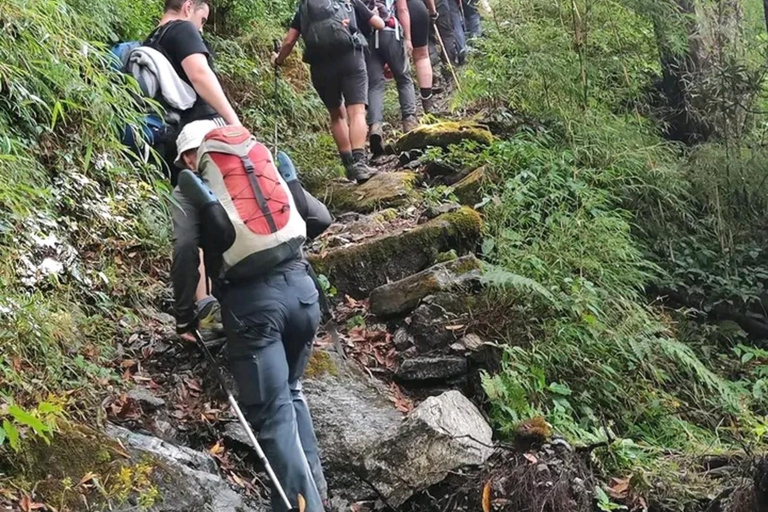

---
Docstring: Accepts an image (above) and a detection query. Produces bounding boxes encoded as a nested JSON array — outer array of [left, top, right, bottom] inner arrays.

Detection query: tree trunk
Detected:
[[764, 0, 768, 34]]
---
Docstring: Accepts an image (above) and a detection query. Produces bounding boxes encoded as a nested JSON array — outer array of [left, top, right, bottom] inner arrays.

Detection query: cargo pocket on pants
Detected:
[[289, 286, 321, 384]]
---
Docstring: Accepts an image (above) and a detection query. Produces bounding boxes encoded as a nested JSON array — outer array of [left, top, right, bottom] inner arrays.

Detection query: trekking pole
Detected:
[[433, 22, 462, 91], [191, 329, 304, 512], [272, 39, 281, 157]]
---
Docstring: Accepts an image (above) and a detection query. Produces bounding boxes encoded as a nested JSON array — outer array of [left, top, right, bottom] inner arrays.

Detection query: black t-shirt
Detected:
[[145, 20, 218, 124]]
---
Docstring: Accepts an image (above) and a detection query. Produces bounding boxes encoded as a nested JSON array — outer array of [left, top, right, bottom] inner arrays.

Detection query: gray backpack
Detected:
[[300, 0, 366, 63]]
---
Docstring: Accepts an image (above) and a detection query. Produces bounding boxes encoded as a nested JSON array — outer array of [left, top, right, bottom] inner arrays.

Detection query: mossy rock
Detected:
[[451, 166, 486, 206], [309, 207, 483, 298], [304, 349, 340, 379], [3, 424, 159, 511], [369, 255, 482, 318], [322, 171, 420, 214], [395, 121, 494, 153]]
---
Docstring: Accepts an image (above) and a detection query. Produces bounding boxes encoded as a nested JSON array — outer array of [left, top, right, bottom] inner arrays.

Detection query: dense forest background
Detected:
[[5, 0, 768, 510]]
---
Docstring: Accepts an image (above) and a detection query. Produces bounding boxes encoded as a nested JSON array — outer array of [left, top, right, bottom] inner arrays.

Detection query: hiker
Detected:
[[171, 120, 329, 512], [142, 0, 242, 333], [272, 0, 385, 183], [447, 0, 467, 63], [407, 0, 439, 113], [464, 0, 482, 40], [147, 0, 241, 184], [364, 0, 419, 156], [429, 0, 462, 71]]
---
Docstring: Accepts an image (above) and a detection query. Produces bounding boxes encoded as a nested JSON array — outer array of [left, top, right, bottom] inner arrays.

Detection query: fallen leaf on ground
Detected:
[[209, 440, 224, 456], [608, 476, 631, 499], [482, 480, 492, 512], [523, 452, 538, 464]]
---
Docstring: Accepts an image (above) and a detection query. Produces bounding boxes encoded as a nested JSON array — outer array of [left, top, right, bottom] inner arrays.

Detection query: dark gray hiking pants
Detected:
[[430, 0, 460, 65], [220, 265, 327, 512], [366, 29, 416, 125]]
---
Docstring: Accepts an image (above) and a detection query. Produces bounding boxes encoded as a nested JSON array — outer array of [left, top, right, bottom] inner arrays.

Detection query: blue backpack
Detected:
[[110, 23, 179, 154]]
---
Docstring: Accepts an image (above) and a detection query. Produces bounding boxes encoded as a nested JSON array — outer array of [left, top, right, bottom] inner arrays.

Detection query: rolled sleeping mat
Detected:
[[177, 169, 235, 253], [178, 169, 218, 209], [275, 151, 333, 239]]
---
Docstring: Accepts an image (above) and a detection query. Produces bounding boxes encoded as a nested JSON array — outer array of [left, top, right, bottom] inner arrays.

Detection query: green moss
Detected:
[[395, 121, 494, 153], [309, 207, 482, 298], [435, 249, 459, 263], [3, 423, 152, 510], [323, 172, 420, 213], [304, 350, 339, 379]]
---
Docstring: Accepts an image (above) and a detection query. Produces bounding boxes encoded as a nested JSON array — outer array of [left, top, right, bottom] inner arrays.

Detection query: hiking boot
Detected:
[[422, 95, 435, 114], [197, 297, 223, 333], [369, 123, 385, 157], [402, 115, 419, 133], [345, 161, 374, 183]]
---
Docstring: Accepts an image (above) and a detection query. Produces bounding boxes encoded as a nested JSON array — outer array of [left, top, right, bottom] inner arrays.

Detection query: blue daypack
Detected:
[[110, 23, 179, 154]]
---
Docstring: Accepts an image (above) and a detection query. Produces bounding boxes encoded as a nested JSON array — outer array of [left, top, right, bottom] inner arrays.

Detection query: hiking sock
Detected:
[[420, 87, 433, 100], [340, 151, 355, 167]]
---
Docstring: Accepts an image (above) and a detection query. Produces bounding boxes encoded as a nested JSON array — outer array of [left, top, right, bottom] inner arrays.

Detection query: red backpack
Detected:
[[197, 126, 307, 279]]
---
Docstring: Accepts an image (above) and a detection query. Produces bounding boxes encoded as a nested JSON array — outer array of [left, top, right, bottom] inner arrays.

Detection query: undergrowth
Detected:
[[450, 0, 768, 505]]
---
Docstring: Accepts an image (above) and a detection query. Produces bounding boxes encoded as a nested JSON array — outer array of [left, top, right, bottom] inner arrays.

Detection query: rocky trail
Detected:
[[44, 107, 761, 512], [93, 112, 569, 512]]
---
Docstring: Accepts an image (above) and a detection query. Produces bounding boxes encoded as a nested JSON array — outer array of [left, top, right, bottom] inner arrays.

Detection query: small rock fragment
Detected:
[[128, 387, 166, 412]]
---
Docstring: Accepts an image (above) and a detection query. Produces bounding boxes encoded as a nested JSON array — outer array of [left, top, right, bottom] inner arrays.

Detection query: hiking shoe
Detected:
[[403, 115, 419, 133], [345, 162, 374, 183], [197, 296, 223, 332], [422, 95, 435, 115], [369, 123, 385, 157]]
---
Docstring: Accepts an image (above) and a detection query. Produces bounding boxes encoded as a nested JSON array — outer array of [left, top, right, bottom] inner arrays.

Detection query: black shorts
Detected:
[[408, 0, 430, 48], [310, 52, 369, 110]]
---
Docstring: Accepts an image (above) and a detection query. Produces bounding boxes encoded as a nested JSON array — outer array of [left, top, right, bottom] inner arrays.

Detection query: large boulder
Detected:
[[309, 207, 482, 298], [395, 121, 494, 153], [361, 391, 494, 507], [107, 424, 265, 512], [302, 352, 404, 501], [321, 171, 420, 214], [369, 255, 482, 318]]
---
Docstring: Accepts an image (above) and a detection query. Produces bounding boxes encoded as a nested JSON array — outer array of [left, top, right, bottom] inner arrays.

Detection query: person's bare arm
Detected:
[[369, 13, 385, 30], [426, 0, 437, 15], [274, 28, 301, 65], [181, 54, 241, 126], [396, 0, 412, 55]]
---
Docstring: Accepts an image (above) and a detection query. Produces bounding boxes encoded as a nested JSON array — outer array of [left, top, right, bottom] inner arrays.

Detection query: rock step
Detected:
[[309, 207, 483, 299], [395, 121, 494, 154], [451, 166, 487, 206], [369, 254, 482, 318], [320, 171, 420, 214], [107, 424, 265, 512]]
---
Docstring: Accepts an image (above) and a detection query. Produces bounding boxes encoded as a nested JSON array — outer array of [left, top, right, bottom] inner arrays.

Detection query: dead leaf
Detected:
[[445, 324, 465, 331], [523, 452, 538, 464], [608, 476, 631, 499], [482, 480, 492, 512], [77, 472, 99, 487], [389, 382, 414, 413], [209, 440, 225, 456], [19, 494, 46, 511]]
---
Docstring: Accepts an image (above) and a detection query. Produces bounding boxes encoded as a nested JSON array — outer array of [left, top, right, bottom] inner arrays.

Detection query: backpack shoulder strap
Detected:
[[145, 20, 181, 49]]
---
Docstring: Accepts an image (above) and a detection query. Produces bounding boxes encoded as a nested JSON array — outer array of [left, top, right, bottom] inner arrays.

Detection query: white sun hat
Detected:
[[174, 119, 220, 168]]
